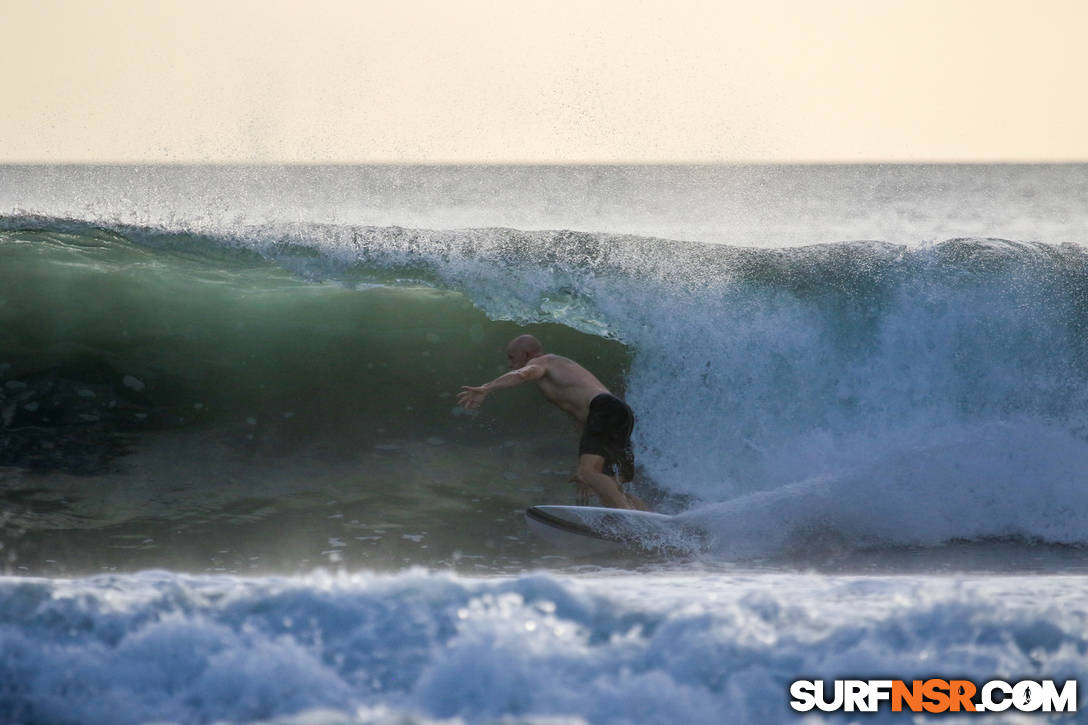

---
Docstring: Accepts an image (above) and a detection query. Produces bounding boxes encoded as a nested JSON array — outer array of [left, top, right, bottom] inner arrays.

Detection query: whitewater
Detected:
[[2, 164, 1087, 724]]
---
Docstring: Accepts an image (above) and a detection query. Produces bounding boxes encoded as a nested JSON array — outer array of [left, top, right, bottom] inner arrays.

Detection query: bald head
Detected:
[[506, 334, 543, 369]]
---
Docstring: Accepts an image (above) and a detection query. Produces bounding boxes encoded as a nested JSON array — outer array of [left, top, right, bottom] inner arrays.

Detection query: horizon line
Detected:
[[2, 158, 1087, 167]]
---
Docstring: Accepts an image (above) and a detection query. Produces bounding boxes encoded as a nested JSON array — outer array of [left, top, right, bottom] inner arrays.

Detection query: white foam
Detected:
[[1, 569, 1085, 725]]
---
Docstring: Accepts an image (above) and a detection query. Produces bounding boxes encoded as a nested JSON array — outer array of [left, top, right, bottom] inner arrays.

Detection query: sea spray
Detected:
[[1, 570, 1086, 725], [4, 218, 1088, 562]]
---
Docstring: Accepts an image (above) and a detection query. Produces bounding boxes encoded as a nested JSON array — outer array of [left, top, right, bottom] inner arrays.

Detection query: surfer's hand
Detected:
[[457, 385, 489, 409]]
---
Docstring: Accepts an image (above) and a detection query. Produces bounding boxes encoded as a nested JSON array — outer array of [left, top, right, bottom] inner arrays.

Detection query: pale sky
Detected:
[[3, 0, 1086, 163]]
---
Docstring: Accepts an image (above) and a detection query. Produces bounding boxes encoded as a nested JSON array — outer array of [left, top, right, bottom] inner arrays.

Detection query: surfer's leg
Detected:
[[625, 491, 651, 512], [571, 473, 592, 506], [575, 454, 633, 509]]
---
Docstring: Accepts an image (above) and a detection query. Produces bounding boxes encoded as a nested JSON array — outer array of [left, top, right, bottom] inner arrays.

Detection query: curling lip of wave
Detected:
[[4, 215, 1088, 555]]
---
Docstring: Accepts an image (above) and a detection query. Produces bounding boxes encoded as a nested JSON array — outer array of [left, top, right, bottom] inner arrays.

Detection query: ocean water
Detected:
[[2, 164, 1087, 724]]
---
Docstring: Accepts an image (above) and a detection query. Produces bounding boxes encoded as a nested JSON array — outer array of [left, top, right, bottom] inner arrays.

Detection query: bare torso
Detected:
[[529, 354, 610, 422], [457, 346, 646, 509]]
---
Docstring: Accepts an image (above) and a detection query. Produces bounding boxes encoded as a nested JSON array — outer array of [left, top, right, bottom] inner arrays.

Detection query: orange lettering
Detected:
[[948, 680, 977, 712], [922, 679, 951, 713], [892, 680, 924, 712]]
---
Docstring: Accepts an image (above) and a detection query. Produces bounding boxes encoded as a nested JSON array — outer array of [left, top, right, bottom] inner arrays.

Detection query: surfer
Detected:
[[458, 334, 648, 510]]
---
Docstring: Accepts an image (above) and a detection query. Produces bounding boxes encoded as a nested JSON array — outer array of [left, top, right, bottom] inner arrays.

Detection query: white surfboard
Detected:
[[525, 505, 703, 555]]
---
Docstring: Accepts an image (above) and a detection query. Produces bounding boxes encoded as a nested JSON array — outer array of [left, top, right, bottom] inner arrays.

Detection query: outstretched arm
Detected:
[[457, 364, 545, 409]]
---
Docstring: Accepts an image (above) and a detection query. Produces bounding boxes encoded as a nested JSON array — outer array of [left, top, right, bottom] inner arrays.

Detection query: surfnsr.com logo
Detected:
[[789, 679, 1077, 714]]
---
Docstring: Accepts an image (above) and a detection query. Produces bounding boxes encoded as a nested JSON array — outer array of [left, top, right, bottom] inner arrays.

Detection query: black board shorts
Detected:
[[578, 393, 635, 482]]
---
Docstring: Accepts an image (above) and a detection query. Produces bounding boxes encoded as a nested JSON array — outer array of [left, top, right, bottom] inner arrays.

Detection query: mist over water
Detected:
[[3, 164, 1088, 725], [5, 163, 1087, 246]]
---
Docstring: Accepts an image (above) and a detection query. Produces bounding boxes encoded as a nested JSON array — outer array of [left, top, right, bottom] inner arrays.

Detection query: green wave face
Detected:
[[0, 222, 635, 573], [5, 217, 1088, 573]]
